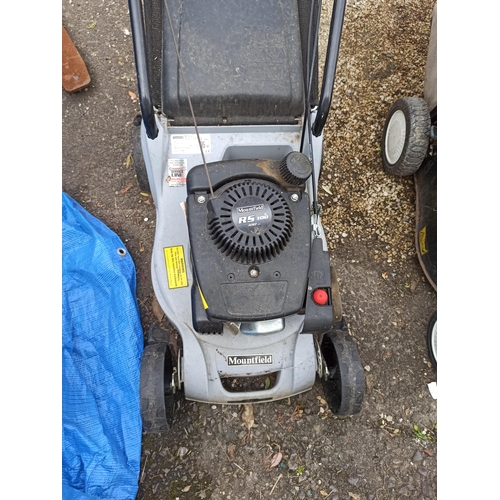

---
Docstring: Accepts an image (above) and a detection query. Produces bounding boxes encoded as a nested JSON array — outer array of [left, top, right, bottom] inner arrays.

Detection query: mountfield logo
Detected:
[[237, 204, 264, 214], [227, 354, 273, 366]]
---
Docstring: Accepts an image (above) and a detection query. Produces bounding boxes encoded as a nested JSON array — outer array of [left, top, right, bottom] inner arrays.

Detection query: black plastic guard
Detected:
[[301, 237, 335, 334], [191, 276, 224, 334]]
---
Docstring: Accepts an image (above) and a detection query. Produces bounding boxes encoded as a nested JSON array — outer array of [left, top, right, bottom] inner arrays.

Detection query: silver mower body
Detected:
[[141, 114, 326, 404]]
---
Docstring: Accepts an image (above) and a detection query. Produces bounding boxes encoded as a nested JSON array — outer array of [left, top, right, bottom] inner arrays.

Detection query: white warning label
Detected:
[[167, 158, 187, 186], [171, 134, 211, 155]]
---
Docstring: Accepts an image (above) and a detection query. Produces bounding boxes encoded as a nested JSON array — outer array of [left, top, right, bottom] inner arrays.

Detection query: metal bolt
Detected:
[[249, 267, 259, 278], [290, 193, 299, 202], [197, 195, 206, 204]]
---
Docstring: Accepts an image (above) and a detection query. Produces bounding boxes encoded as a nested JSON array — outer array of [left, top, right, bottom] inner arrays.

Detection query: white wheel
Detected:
[[381, 97, 430, 176], [385, 110, 406, 164]]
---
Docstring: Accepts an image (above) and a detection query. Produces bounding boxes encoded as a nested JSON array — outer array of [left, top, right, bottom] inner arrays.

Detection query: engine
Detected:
[[186, 153, 313, 331]]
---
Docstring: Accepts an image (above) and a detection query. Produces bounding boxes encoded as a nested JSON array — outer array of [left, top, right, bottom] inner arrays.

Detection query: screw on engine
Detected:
[[249, 266, 259, 278]]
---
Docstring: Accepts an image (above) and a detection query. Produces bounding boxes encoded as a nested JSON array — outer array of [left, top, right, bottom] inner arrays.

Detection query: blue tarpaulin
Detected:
[[62, 192, 144, 500]]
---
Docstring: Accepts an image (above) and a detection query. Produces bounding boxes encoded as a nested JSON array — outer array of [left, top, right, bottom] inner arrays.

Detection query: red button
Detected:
[[312, 288, 328, 305]]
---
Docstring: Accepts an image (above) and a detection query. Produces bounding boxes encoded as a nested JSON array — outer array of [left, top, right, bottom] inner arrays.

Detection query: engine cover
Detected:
[[187, 176, 311, 322]]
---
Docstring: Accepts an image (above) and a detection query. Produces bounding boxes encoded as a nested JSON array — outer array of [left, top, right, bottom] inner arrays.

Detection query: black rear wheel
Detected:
[[320, 329, 364, 416], [140, 325, 174, 433]]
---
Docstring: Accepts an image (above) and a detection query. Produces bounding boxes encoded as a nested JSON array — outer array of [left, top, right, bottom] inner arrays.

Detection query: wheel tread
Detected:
[[140, 342, 174, 433], [381, 97, 430, 176], [320, 329, 365, 416]]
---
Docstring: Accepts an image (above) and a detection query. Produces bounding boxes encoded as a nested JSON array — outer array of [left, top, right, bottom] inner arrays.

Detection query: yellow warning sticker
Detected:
[[164, 246, 188, 289], [419, 226, 428, 256]]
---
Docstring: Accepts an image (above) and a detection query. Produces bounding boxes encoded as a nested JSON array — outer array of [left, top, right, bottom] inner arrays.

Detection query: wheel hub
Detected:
[[385, 109, 406, 164]]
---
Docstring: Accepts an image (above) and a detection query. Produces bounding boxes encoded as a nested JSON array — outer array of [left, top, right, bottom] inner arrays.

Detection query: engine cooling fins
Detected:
[[207, 179, 293, 264]]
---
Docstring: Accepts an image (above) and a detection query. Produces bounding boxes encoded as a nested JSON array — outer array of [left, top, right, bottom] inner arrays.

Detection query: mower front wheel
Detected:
[[381, 97, 430, 176], [320, 329, 365, 416], [140, 338, 174, 433]]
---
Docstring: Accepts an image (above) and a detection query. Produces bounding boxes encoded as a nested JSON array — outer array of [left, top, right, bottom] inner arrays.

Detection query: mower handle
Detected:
[[312, 0, 346, 137], [128, 0, 158, 139]]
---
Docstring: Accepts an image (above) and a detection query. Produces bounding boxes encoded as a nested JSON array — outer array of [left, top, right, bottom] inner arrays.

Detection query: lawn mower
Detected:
[[128, 0, 365, 432], [380, 3, 437, 369]]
